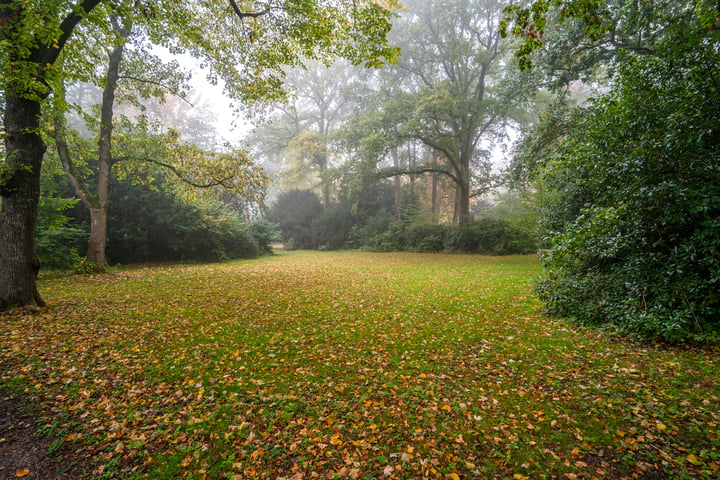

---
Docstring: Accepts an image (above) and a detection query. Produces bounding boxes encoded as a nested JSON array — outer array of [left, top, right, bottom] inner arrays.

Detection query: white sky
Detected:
[[155, 46, 253, 145]]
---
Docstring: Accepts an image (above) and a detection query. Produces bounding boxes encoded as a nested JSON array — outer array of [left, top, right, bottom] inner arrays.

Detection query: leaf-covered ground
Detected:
[[1, 251, 718, 479]]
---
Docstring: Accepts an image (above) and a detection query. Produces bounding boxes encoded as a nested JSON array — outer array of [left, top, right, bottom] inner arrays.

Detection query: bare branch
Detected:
[[116, 76, 194, 106]]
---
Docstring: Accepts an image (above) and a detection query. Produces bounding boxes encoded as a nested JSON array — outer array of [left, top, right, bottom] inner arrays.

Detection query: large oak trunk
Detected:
[[0, 93, 46, 308]]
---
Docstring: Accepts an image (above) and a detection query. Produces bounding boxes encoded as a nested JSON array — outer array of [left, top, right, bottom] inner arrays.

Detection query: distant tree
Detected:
[[347, 0, 532, 224], [249, 61, 370, 207]]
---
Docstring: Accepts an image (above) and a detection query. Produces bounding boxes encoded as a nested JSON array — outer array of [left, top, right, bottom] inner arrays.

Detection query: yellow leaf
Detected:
[[513, 474, 528, 480], [686, 454, 703, 466], [449, 473, 460, 480]]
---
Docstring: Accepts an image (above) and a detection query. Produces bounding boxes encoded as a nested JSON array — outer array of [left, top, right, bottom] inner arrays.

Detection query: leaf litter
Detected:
[[0, 251, 718, 479]]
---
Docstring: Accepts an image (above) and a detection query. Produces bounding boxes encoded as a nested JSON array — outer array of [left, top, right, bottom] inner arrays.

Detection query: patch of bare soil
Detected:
[[0, 390, 87, 480]]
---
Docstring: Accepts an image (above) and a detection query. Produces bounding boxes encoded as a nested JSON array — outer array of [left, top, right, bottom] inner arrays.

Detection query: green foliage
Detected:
[[35, 191, 86, 270], [245, 219, 281, 255], [446, 218, 537, 255], [272, 182, 537, 255], [361, 220, 406, 252], [265, 189, 323, 249], [106, 177, 268, 263], [311, 202, 353, 250], [533, 17, 720, 341], [405, 223, 449, 253]]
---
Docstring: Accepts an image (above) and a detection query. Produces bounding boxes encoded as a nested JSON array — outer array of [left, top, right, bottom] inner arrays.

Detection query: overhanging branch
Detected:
[[113, 156, 236, 189], [228, 0, 270, 20], [376, 166, 462, 187], [117, 76, 194, 106]]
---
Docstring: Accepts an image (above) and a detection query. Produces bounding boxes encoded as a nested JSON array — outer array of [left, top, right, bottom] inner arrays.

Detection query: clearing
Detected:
[[0, 251, 718, 479]]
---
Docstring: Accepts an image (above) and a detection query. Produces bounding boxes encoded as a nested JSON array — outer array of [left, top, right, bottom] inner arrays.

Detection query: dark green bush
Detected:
[[36, 194, 87, 269], [245, 220, 281, 255], [534, 34, 720, 341], [363, 221, 406, 252], [106, 178, 266, 263], [406, 223, 448, 253], [312, 203, 353, 250], [446, 218, 537, 255], [265, 189, 323, 249]]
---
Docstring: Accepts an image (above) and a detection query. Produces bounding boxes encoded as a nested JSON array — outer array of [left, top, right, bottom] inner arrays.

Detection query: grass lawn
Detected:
[[1, 251, 718, 479]]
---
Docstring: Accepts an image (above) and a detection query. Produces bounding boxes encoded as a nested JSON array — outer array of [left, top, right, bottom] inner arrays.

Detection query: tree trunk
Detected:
[[0, 0, 101, 309], [456, 182, 471, 224], [0, 92, 46, 308], [431, 152, 438, 215], [89, 25, 126, 270], [392, 147, 401, 221], [87, 208, 108, 268], [54, 21, 126, 271]]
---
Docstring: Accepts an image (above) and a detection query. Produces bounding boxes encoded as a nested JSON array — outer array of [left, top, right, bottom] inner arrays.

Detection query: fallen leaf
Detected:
[[15, 470, 30, 478]]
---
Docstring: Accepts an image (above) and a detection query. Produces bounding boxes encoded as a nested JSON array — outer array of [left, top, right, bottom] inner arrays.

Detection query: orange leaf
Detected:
[[15, 469, 30, 478]]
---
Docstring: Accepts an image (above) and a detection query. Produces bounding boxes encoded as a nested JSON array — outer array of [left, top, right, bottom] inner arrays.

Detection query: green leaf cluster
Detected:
[[533, 10, 720, 341]]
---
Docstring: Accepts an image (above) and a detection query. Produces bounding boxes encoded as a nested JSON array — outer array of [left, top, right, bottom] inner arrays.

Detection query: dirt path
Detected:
[[0, 390, 83, 480]]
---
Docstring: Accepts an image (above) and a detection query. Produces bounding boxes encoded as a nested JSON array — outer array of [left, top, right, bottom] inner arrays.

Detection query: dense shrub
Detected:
[[266, 189, 323, 249], [363, 221, 406, 252], [36, 194, 87, 269], [446, 218, 537, 255], [347, 212, 395, 249], [245, 219, 282, 255], [106, 178, 270, 264], [405, 223, 448, 253], [312, 203, 353, 250], [533, 34, 720, 341]]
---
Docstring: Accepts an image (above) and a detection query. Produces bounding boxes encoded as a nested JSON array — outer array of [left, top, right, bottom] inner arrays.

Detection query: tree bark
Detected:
[[456, 181, 471, 224], [392, 147, 401, 221], [0, 0, 103, 309], [53, 20, 126, 270], [0, 93, 46, 308], [431, 152, 438, 215], [89, 25, 126, 269]]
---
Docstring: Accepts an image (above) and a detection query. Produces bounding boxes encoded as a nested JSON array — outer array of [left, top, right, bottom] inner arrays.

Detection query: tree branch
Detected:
[[113, 156, 236, 189], [376, 165, 462, 187], [52, 113, 97, 209], [30, 0, 104, 77], [116, 75, 194, 106], [228, 0, 270, 20]]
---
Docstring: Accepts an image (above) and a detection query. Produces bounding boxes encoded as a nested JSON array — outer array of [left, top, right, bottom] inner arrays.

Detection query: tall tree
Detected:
[[53, 18, 268, 270], [0, 0, 103, 308], [356, 0, 529, 223], [250, 60, 368, 207], [53, 16, 131, 271], [0, 0, 398, 309]]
